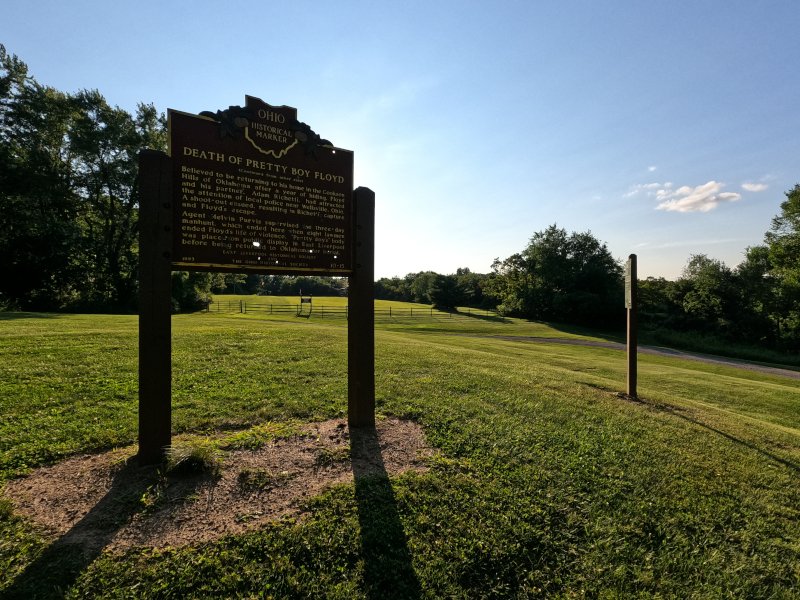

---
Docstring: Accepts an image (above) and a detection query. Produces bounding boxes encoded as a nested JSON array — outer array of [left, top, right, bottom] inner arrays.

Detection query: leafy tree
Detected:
[[677, 254, 736, 332], [454, 267, 490, 307], [256, 275, 346, 297], [375, 277, 412, 301], [638, 243, 795, 351], [490, 225, 623, 326], [69, 91, 166, 310], [376, 270, 492, 308], [638, 277, 679, 325], [408, 271, 437, 303], [764, 184, 800, 347], [0, 45, 166, 311], [0, 45, 82, 309], [290, 276, 347, 296], [171, 272, 213, 312], [211, 273, 246, 294], [487, 253, 533, 316], [732, 245, 778, 344], [428, 274, 467, 310], [765, 185, 800, 282]]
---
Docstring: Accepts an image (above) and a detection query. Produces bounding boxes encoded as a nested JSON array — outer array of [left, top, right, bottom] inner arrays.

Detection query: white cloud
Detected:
[[655, 185, 673, 199], [648, 165, 657, 172], [655, 180, 741, 213], [626, 180, 741, 212], [742, 182, 768, 192], [624, 182, 672, 198], [626, 179, 742, 212]]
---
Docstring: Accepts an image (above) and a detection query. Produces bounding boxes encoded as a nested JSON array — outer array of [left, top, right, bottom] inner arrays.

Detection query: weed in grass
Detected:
[[165, 439, 223, 476], [314, 446, 351, 468], [237, 467, 295, 491], [220, 420, 303, 450], [138, 472, 169, 513], [0, 497, 13, 521], [233, 511, 264, 524]]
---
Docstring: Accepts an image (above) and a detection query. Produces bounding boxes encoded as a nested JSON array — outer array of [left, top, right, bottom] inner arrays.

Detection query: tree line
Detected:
[[2, 46, 799, 353], [375, 268, 493, 310], [485, 188, 800, 353], [0, 47, 348, 313], [637, 187, 800, 353], [1, 45, 163, 311]]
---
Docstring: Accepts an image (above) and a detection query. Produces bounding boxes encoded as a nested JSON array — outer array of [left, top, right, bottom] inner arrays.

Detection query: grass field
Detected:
[[1, 300, 799, 598]]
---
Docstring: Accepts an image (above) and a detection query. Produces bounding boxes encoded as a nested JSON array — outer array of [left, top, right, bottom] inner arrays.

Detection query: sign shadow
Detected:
[[660, 404, 800, 474], [349, 426, 422, 599], [4, 458, 204, 599]]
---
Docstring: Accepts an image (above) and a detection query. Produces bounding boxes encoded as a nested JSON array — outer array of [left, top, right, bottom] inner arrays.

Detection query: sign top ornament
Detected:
[[168, 95, 353, 275], [199, 96, 333, 160]]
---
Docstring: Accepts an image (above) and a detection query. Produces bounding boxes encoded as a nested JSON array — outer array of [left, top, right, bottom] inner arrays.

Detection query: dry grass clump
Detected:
[[165, 440, 223, 476]]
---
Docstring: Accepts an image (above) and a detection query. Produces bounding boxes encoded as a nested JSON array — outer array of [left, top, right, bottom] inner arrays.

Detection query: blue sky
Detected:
[[5, 0, 799, 279]]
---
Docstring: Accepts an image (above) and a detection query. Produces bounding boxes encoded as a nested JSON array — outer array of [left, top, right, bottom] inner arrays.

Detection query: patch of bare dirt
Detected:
[[3, 418, 433, 551]]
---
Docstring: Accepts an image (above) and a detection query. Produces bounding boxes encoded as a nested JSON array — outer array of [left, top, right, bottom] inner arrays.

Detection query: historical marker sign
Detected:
[[169, 96, 353, 275], [138, 95, 374, 463]]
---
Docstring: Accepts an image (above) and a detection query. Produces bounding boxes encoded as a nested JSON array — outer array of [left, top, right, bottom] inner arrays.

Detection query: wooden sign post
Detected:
[[137, 96, 374, 463], [138, 150, 174, 465], [625, 254, 638, 398], [348, 187, 375, 427]]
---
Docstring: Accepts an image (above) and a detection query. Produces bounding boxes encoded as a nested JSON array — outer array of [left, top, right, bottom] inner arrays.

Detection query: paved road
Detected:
[[488, 335, 800, 380]]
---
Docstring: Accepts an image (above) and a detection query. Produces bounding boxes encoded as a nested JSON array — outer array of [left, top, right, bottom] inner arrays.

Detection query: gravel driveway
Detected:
[[488, 336, 800, 380]]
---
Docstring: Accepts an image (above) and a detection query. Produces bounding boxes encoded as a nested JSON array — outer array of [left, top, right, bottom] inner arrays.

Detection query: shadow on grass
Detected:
[[627, 395, 800, 474], [3, 458, 205, 599], [674, 410, 800, 474], [350, 427, 421, 600], [546, 320, 625, 343], [0, 312, 62, 321], [452, 309, 507, 323]]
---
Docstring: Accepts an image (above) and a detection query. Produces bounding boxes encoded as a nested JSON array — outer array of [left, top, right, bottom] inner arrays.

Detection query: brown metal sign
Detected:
[[168, 96, 353, 274]]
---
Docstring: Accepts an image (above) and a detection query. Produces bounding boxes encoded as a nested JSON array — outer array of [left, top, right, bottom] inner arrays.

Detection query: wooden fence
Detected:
[[206, 300, 504, 321]]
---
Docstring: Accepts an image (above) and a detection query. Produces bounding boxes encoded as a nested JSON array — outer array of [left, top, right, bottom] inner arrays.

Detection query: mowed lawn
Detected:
[[1, 307, 799, 598]]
